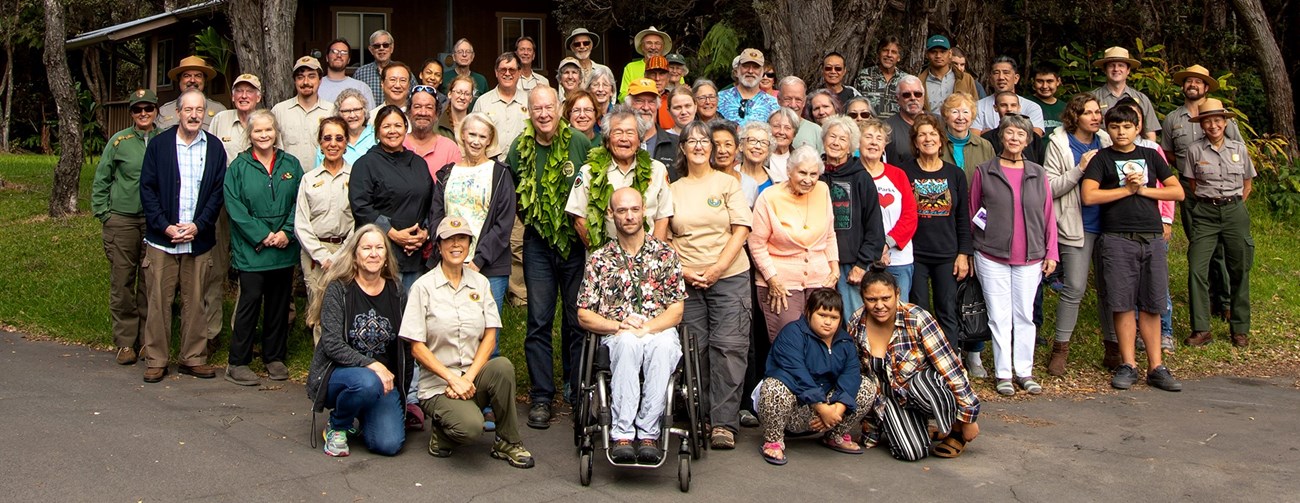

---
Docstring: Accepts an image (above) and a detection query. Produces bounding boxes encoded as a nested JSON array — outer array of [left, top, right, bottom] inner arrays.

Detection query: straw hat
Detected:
[[1173, 64, 1218, 92], [167, 55, 217, 81], [634, 26, 672, 56], [1092, 47, 1141, 69], [1188, 98, 1235, 122]]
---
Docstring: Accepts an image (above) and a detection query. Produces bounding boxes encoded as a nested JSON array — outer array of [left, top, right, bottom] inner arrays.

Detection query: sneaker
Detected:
[[265, 361, 289, 381], [491, 438, 535, 469], [964, 353, 987, 379], [1110, 364, 1139, 390], [610, 439, 636, 463], [1146, 366, 1183, 392], [527, 402, 551, 430], [1161, 335, 1176, 354], [427, 427, 451, 458], [995, 378, 1015, 396], [322, 428, 350, 457], [225, 365, 260, 386], [739, 409, 760, 428], [1016, 376, 1043, 395], [636, 438, 663, 464], [115, 347, 138, 365]]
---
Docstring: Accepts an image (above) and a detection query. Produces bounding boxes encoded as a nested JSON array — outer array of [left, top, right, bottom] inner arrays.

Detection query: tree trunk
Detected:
[[227, 0, 296, 104], [752, 0, 887, 86], [1, 0, 16, 153], [81, 46, 109, 139], [43, 0, 81, 217], [1229, 0, 1298, 157], [947, 0, 997, 83]]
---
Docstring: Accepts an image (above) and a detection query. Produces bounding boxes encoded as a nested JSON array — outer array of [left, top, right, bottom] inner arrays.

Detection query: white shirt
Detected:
[[972, 94, 1045, 131]]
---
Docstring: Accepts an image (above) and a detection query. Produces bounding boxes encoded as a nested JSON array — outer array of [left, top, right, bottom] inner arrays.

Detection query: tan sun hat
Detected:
[[167, 55, 217, 81], [1188, 98, 1235, 122], [565, 28, 601, 50], [1173, 64, 1218, 92], [1092, 47, 1141, 69], [634, 26, 672, 56]]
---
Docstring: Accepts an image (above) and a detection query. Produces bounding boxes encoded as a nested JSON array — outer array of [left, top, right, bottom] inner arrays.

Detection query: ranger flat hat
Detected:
[[1093, 46, 1141, 69], [167, 55, 217, 81], [1173, 64, 1218, 92]]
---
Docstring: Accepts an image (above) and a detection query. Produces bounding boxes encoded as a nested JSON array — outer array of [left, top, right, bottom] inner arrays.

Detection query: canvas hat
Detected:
[[127, 88, 158, 106], [557, 57, 581, 73], [436, 216, 474, 240], [926, 35, 951, 51], [167, 55, 217, 81], [293, 55, 323, 73], [644, 55, 670, 73], [634, 26, 672, 56], [1173, 64, 1218, 92], [232, 73, 262, 91], [628, 78, 659, 97], [1189, 98, 1235, 122], [665, 53, 687, 66], [565, 27, 601, 49], [1093, 47, 1141, 69], [737, 48, 764, 66]]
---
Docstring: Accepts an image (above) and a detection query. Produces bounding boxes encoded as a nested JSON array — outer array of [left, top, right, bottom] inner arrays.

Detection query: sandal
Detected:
[[821, 433, 864, 454], [933, 436, 968, 458], [1015, 376, 1043, 395], [995, 379, 1015, 396], [711, 427, 736, 449], [761, 441, 787, 465]]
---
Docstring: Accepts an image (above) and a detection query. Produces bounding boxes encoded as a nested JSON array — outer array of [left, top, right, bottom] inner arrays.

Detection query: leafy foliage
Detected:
[[193, 26, 233, 79], [691, 22, 740, 85]]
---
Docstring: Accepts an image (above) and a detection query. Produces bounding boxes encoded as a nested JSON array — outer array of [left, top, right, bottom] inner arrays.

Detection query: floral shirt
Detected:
[[578, 237, 686, 320], [848, 302, 979, 424], [854, 66, 910, 119]]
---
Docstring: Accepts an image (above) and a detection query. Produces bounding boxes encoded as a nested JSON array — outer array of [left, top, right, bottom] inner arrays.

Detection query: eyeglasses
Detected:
[[824, 66, 844, 72], [411, 85, 437, 96], [451, 90, 474, 97], [328, 49, 349, 56], [570, 107, 595, 116], [684, 139, 711, 147], [321, 134, 346, 142], [338, 107, 365, 115], [696, 94, 717, 103], [899, 91, 923, 98], [498, 67, 518, 74], [847, 111, 872, 119], [455, 49, 474, 56], [371, 42, 392, 49], [572, 40, 592, 48], [764, 72, 777, 78], [745, 138, 771, 147], [130, 105, 156, 114]]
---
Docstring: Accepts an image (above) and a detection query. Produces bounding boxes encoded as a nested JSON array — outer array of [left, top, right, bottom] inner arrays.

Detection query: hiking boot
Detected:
[[1231, 333, 1250, 348], [491, 438, 535, 469], [610, 439, 636, 463], [636, 438, 663, 464], [1110, 364, 1139, 390], [1184, 331, 1213, 347], [265, 361, 289, 381], [427, 426, 452, 458], [225, 365, 260, 386], [1046, 341, 1070, 376], [143, 366, 168, 383], [739, 409, 760, 428], [527, 402, 551, 429], [322, 428, 350, 457], [178, 364, 217, 379], [1102, 340, 1121, 370], [115, 347, 138, 365], [1146, 366, 1183, 392]]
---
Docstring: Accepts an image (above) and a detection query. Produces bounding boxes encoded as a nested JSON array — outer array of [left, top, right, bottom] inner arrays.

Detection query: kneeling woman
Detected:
[[400, 217, 534, 469], [306, 224, 413, 457], [757, 288, 875, 465], [850, 269, 981, 461]]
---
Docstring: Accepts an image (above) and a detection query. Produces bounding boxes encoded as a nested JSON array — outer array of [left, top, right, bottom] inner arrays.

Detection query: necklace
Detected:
[[999, 154, 1024, 163]]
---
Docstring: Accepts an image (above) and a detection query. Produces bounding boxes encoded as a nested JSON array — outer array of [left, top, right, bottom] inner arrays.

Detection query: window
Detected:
[[499, 15, 545, 71], [155, 38, 174, 89], [336, 11, 389, 68]]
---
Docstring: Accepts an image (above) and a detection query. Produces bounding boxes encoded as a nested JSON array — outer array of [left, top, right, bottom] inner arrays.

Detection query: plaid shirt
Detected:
[[849, 302, 979, 423], [854, 66, 910, 119], [353, 62, 383, 103]]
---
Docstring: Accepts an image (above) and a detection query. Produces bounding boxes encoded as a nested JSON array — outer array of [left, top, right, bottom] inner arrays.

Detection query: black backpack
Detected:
[[956, 275, 992, 343]]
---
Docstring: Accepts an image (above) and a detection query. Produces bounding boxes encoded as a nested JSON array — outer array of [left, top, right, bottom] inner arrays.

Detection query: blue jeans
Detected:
[[326, 367, 406, 456], [837, 264, 863, 324], [887, 264, 914, 303], [522, 229, 586, 404], [399, 270, 424, 297]]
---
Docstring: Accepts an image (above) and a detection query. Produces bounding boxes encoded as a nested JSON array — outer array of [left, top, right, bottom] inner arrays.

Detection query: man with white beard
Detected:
[[717, 48, 779, 126], [566, 28, 612, 88]]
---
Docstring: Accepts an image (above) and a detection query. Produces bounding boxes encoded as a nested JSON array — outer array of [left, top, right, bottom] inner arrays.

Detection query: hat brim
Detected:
[[167, 65, 217, 82], [1173, 71, 1219, 92], [1092, 57, 1141, 70], [1188, 109, 1235, 122], [566, 31, 601, 50], [437, 229, 474, 240], [634, 29, 672, 56]]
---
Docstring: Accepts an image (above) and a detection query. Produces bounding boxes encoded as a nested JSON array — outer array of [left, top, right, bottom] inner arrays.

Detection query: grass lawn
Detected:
[[2, 153, 1297, 398]]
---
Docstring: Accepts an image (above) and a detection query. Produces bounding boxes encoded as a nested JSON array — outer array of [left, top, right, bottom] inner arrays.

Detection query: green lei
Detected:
[[584, 146, 654, 250], [516, 121, 577, 257]]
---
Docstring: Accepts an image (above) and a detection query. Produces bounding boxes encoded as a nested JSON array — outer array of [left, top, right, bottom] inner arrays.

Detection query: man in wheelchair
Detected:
[[577, 188, 686, 464]]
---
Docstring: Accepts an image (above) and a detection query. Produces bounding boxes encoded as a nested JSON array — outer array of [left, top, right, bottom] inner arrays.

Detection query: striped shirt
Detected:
[[150, 132, 208, 255]]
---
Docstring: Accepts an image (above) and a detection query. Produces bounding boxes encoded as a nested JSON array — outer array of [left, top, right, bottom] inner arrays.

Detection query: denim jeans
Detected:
[[326, 367, 406, 456], [522, 229, 585, 404], [837, 264, 864, 323], [887, 263, 914, 303]]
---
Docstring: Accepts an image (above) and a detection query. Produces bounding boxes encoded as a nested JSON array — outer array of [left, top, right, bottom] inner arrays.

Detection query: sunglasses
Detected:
[[130, 105, 156, 114], [824, 66, 844, 72], [321, 134, 346, 143], [572, 40, 592, 48], [371, 42, 392, 49], [847, 111, 872, 119], [411, 85, 437, 96], [899, 91, 923, 98], [764, 72, 777, 78], [738, 98, 751, 119]]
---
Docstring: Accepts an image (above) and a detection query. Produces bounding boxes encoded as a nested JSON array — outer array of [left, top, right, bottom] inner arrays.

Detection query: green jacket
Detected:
[[92, 126, 160, 221], [224, 149, 303, 272]]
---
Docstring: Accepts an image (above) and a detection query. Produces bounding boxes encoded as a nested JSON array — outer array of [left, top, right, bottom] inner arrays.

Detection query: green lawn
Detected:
[[1, 154, 1296, 396]]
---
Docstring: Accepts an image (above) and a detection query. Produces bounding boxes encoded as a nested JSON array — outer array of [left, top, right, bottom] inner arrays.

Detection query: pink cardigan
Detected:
[[748, 182, 839, 289]]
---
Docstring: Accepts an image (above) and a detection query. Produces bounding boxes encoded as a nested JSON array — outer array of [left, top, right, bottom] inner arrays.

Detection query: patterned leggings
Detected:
[[869, 367, 962, 461], [757, 377, 878, 444]]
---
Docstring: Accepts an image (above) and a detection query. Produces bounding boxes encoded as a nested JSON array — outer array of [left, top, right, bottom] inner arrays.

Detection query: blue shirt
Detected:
[[1069, 132, 1103, 234], [717, 87, 780, 125]]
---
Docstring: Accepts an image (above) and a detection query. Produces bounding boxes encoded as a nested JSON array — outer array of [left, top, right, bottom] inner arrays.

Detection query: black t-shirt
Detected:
[[899, 159, 973, 260], [345, 280, 403, 372], [1083, 145, 1174, 234]]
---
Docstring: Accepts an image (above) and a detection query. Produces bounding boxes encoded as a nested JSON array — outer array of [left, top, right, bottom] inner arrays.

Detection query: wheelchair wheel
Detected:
[[677, 453, 691, 492], [579, 451, 593, 486], [681, 332, 706, 460]]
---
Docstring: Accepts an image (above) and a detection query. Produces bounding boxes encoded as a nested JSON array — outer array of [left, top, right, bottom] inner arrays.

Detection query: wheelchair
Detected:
[[572, 326, 707, 492]]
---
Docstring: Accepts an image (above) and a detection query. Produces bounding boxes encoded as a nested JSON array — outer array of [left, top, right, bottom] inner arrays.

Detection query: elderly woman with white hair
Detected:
[[819, 115, 885, 321], [735, 121, 786, 207], [767, 107, 802, 176], [749, 145, 840, 341], [586, 65, 617, 117], [968, 114, 1057, 396]]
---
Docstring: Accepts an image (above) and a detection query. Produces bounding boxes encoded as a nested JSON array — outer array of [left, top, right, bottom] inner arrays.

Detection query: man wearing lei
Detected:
[[565, 104, 674, 252], [505, 86, 594, 429]]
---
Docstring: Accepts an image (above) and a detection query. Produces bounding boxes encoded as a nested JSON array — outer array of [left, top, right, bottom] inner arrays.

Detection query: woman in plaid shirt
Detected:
[[849, 268, 981, 461]]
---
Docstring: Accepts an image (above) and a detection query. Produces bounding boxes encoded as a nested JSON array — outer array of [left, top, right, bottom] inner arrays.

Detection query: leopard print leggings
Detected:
[[757, 377, 878, 443]]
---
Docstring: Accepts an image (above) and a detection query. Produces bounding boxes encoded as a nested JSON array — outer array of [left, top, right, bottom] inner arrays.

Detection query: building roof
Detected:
[[66, 0, 226, 50]]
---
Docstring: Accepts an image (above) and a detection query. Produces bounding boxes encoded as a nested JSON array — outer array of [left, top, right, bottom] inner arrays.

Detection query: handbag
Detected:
[[956, 275, 992, 343]]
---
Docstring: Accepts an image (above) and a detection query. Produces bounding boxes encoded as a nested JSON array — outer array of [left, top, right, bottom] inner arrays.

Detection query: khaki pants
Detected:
[[141, 246, 216, 368], [508, 217, 527, 306], [420, 357, 523, 445], [301, 243, 342, 345], [101, 214, 148, 349], [205, 209, 231, 341]]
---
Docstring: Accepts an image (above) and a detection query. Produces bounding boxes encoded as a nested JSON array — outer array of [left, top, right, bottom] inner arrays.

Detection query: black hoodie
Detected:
[[349, 144, 434, 272], [821, 157, 886, 267]]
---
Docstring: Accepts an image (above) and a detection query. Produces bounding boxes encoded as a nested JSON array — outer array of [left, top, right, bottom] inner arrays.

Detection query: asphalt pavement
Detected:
[[2, 330, 1297, 502]]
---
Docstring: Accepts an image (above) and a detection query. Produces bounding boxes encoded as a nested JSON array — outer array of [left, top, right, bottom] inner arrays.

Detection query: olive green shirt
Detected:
[[92, 126, 160, 220]]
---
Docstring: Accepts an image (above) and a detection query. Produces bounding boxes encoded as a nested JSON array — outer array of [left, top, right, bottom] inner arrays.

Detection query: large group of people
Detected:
[[91, 24, 1255, 468]]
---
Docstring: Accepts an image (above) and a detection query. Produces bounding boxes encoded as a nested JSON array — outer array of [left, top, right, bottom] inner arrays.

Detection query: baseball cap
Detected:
[[737, 48, 764, 66], [232, 73, 262, 90], [644, 55, 670, 73], [926, 35, 951, 50], [628, 78, 659, 96], [127, 89, 158, 106], [436, 216, 474, 240], [293, 56, 322, 73], [665, 53, 687, 66]]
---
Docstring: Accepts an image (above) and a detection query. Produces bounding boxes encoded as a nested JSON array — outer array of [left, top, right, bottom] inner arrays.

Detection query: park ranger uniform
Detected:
[[1184, 133, 1255, 341]]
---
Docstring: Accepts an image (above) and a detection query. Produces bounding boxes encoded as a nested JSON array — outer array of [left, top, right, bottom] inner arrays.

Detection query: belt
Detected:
[[319, 235, 347, 244], [1105, 232, 1162, 244], [1196, 195, 1242, 206]]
